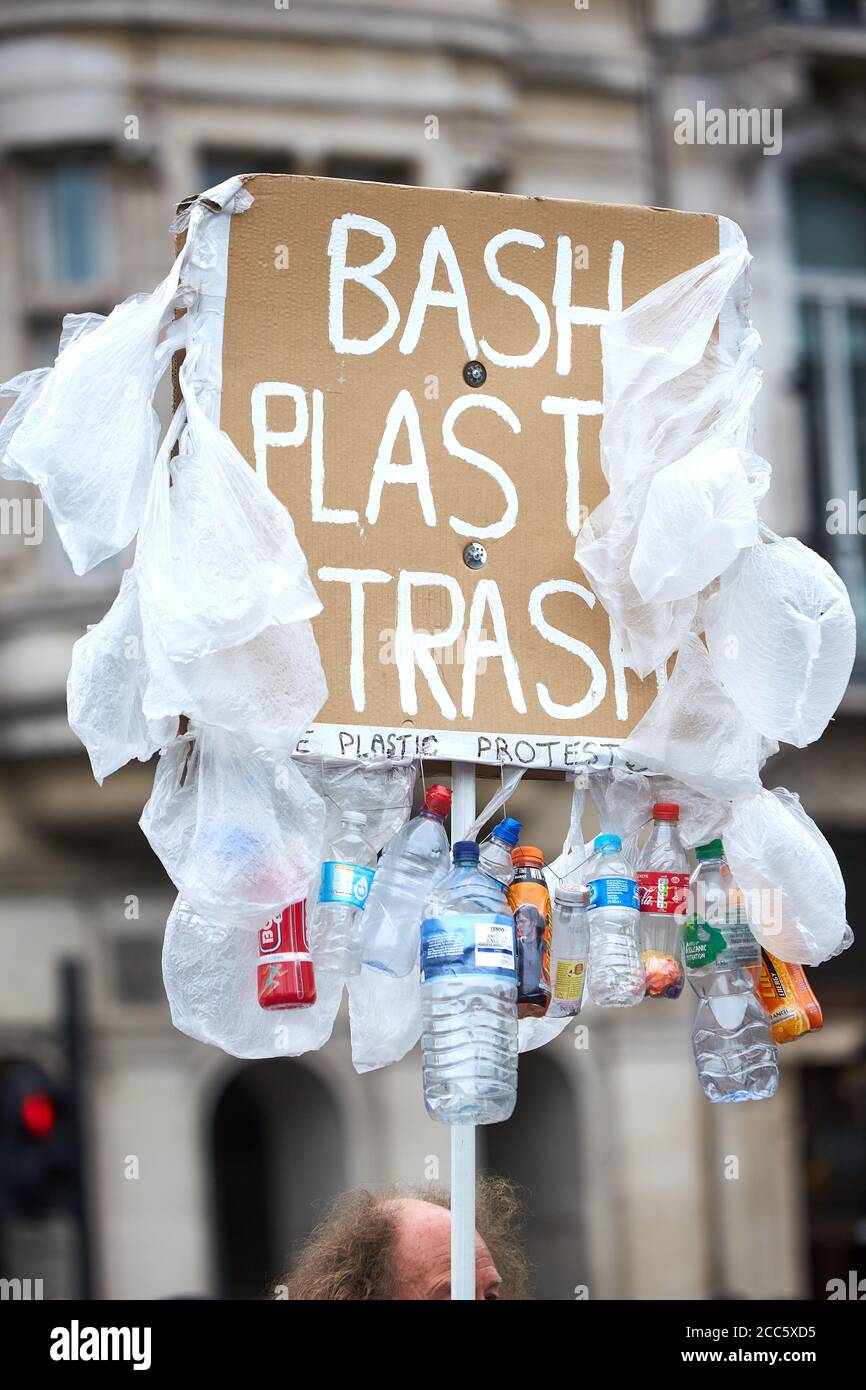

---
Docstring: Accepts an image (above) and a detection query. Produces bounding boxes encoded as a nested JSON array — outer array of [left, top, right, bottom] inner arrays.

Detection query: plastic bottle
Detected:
[[310, 810, 376, 975], [362, 784, 452, 977], [257, 900, 317, 1009], [507, 846, 552, 1018], [420, 840, 518, 1125], [637, 801, 689, 1000], [757, 949, 823, 1045], [478, 817, 522, 886], [548, 883, 590, 1017], [586, 833, 644, 1008], [685, 839, 779, 1103]]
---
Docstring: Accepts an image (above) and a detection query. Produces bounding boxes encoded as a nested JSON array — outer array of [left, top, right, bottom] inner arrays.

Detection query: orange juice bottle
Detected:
[[757, 949, 823, 1044]]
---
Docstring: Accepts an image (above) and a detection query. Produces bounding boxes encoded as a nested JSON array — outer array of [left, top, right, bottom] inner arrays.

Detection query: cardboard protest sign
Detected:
[[213, 175, 718, 769]]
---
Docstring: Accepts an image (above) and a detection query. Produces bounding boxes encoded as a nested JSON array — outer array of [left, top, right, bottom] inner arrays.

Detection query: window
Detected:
[[791, 162, 866, 670], [321, 155, 413, 185], [199, 148, 294, 190], [28, 159, 107, 287]]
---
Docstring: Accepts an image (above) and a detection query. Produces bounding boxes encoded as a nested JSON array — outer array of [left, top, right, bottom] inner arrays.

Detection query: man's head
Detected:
[[276, 1176, 529, 1300]]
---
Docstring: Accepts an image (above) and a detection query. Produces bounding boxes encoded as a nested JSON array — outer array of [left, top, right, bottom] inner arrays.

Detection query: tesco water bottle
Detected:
[[420, 840, 518, 1125], [586, 833, 644, 1008], [685, 839, 779, 1103], [362, 784, 452, 977], [310, 810, 375, 975], [478, 817, 522, 886]]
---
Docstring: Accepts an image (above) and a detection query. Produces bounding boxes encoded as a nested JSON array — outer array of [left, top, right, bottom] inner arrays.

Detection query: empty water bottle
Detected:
[[586, 833, 644, 1008], [420, 840, 518, 1125], [310, 810, 375, 975], [362, 784, 452, 977], [478, 817, 522, 886], [685, 839, 779, 1104], [548, 883, 590, 1017]]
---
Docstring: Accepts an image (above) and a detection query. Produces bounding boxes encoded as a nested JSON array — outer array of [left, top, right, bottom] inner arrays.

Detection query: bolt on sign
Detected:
[[211, 175, 718, 770]]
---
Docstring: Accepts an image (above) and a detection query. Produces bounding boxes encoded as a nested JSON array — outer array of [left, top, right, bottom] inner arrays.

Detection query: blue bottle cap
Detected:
[[492, 816, 522, 848], [453, 840, 480, 862], [594, 833, 622, 851]]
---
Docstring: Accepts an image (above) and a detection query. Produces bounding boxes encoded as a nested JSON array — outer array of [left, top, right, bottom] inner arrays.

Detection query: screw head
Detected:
[[463, 541, 487, 570], [462, 360, 487, 388]]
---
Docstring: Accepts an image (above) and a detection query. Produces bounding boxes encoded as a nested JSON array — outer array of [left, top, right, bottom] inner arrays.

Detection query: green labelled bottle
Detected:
[[685, 840, 778, 1104]]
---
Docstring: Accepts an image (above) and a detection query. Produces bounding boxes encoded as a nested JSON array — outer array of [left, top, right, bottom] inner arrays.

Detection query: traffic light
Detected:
[[0, 1059, 76, 1219]]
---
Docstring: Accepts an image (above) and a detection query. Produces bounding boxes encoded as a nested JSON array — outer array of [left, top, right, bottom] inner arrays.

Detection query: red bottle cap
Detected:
[[652, 802, 679, 820], [424, 784, 453, 817]]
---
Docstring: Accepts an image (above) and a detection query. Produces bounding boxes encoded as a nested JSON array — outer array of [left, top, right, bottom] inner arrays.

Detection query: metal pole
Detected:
[[450, 761, 476, 1301]]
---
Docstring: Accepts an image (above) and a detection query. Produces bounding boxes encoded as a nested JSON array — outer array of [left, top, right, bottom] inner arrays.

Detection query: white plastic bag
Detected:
[[162, 896, 343, 1059], [3, 268, 183, 574], [705, 533, 856, 748], [67, 569, 175, 784], [622, 633, 772, 801], [297, 759, 416, 855], [140, 725, 325, 927], [630, 440, 768, 604], [724, 787, 850, 965], [135, 381, 321, 662], [588, 766, 651, 866], [347, 968, 421, 1073]]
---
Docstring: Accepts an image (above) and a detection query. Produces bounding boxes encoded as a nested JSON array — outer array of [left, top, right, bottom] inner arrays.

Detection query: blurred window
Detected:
[[321, 155, 414, 184], [199, 149, 294, 189], [28, 159, 106, 287], [792, 163, 866, 669]]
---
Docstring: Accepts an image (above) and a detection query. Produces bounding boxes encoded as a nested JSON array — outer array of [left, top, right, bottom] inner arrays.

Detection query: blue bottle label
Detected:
[[588, 877, 639, 911], [420, 913, 517, 983], [318, 861, 374, 909]]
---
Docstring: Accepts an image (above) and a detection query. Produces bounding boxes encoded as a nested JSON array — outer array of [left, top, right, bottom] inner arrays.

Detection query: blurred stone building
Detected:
[[0, 0, 863, 1300]]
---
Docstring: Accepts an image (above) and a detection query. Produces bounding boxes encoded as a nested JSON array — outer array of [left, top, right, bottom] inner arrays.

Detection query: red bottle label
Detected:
[[637, 871, 689, 915], [257, 901, 316, 1009]]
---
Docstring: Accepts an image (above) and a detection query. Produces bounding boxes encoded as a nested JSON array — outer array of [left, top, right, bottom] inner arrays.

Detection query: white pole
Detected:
[[450, 760, 476, 1301]]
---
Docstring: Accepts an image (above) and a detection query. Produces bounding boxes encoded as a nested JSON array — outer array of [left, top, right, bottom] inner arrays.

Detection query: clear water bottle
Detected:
[[548, 883, 590, 1017], [420, 840, 518, 1126], [637, 801, 689, 1000], [478, 817, 522, 886], [685, 839, 779, 1104], [310, 810, 375, 975], [586, 833, 644, 1008], [362, 784, 452, 977]]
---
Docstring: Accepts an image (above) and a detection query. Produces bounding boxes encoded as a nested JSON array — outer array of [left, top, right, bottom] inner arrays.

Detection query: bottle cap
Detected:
[[424, 784, 453, 817], [695, 838, 724, 860], [555, 883, 590, 907], [342, 810, 368, 826], [453, 840, 479, 862], [511, 845, 543, 867], [652, 802, 679, 820], [594, 833, 621, 851], [492, 816, 522, 847]]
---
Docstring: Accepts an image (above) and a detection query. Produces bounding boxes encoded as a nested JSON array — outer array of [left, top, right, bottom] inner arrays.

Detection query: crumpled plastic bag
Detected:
[[347, 967, 422, 1073], [630, 440, 769, 604], [588, 765, 651, 866], [1, 266, 182, 575], [67, 569, 175, 784], [649, 775, 729, 850], [724, 787, 851, 965], [140, 584, 326, 745], [576, 219, 761, 676], [140, 725, 325, 927], [162, 895, 343, 1059], [297, 759, 416, 855], [705, 533, 856, 748], [622, 633, 774, 801], [135, 385, 322, 662]]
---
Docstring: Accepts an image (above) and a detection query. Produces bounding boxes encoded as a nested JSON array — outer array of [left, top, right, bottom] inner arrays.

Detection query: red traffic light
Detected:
[[21, 1090, 55, 1139]]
